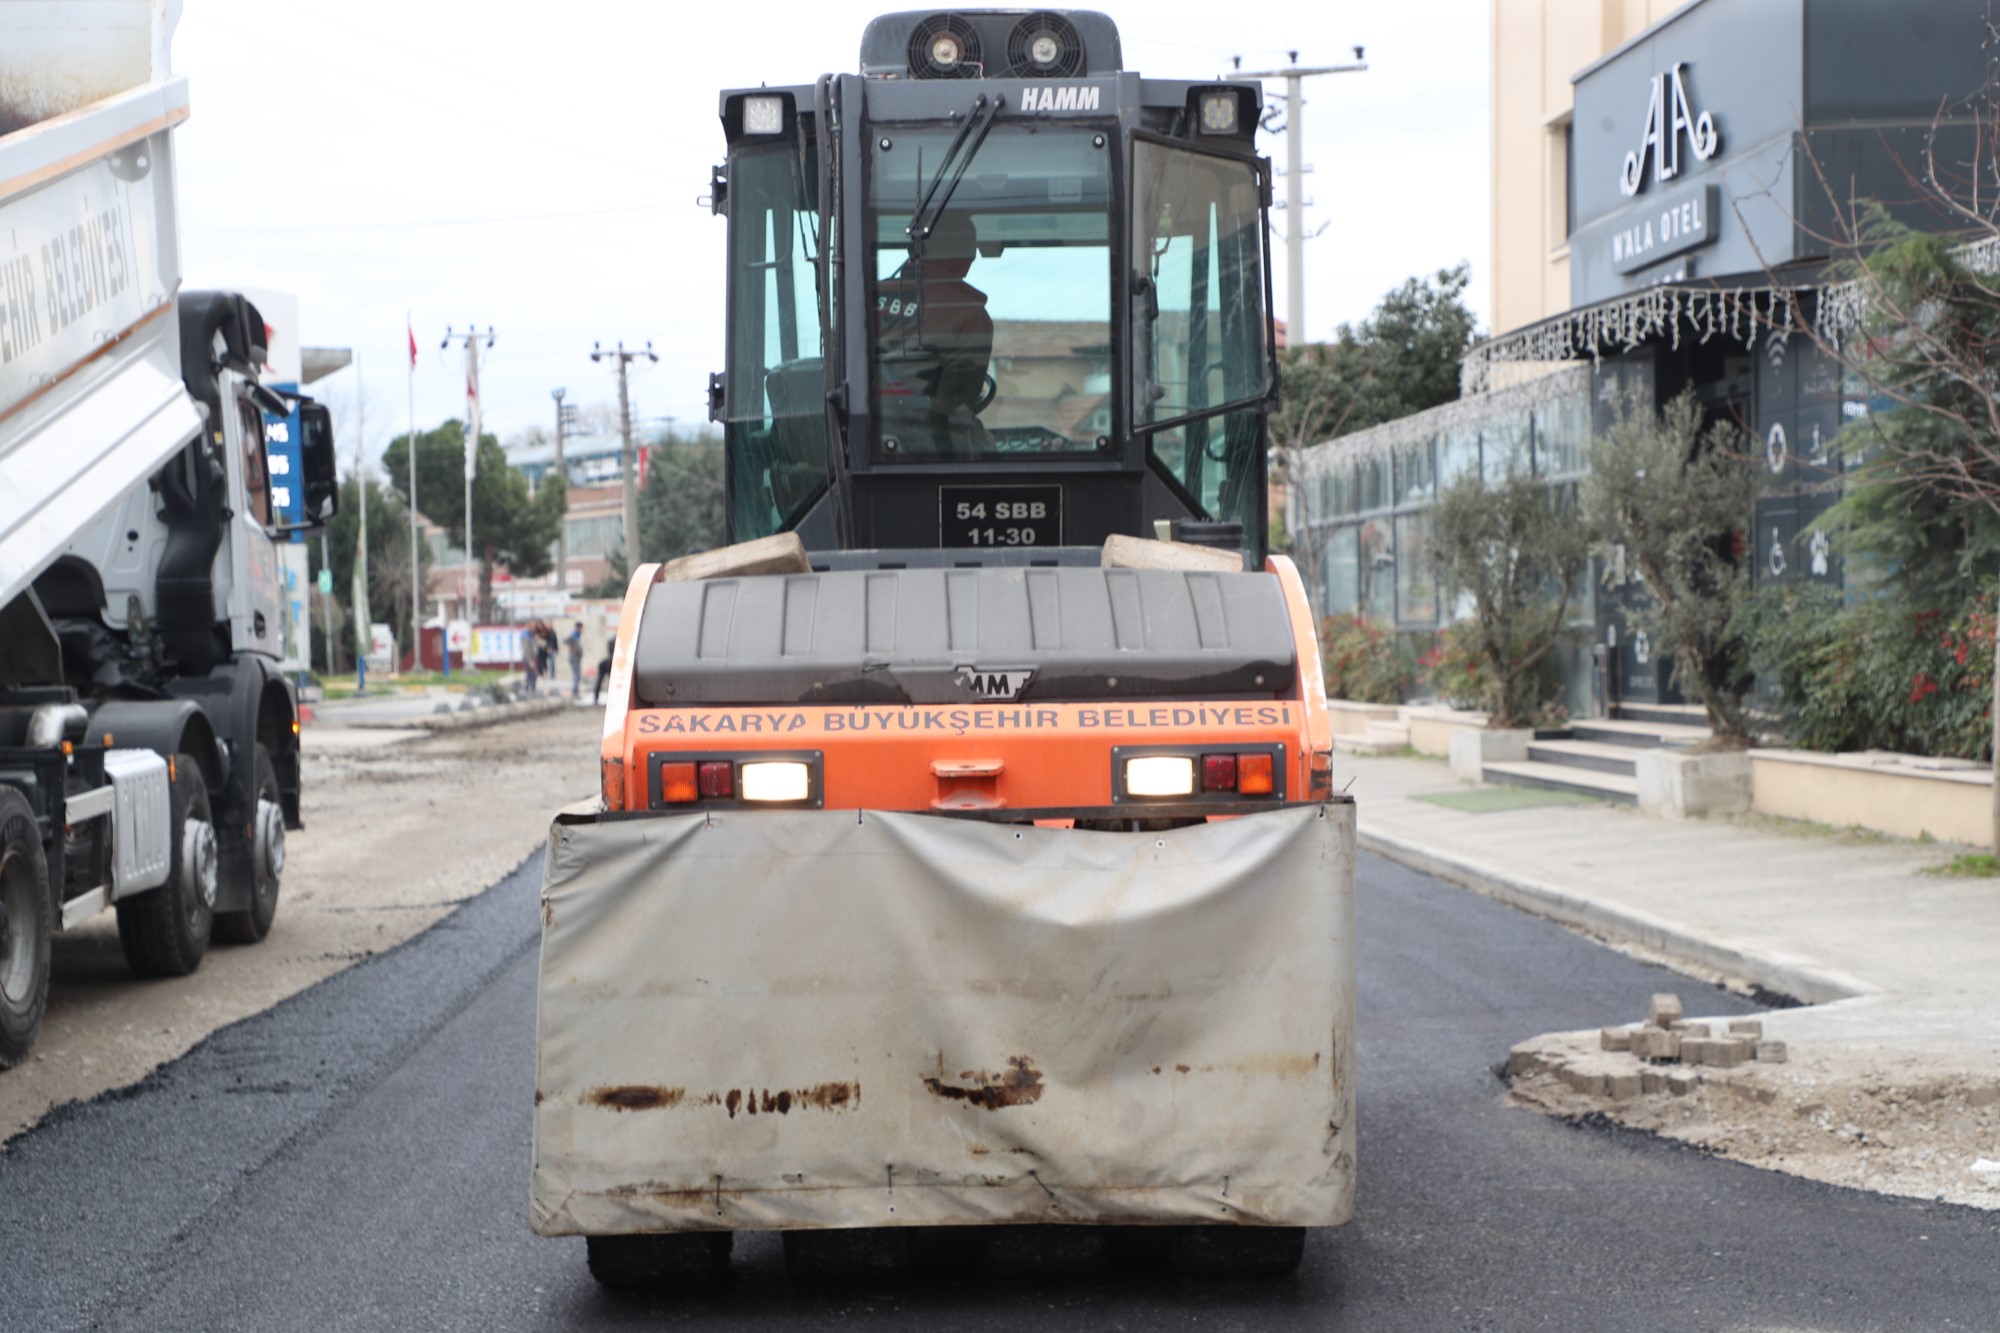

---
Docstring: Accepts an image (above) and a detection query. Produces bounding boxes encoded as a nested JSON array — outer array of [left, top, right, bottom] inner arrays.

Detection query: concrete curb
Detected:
[[1357, 826, 1875, 1007], [346, 697, 572, 733]]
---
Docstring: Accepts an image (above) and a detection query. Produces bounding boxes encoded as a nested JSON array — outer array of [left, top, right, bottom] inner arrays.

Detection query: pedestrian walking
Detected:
[[592, 637, 614, 704], [566, 621, 584, 698], [522, 620, 541, 696]]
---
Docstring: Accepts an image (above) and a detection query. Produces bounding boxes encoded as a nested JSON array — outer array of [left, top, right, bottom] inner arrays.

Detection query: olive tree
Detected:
[[1582, 391, 1761, 746], [1428, 457, 1588, 729]]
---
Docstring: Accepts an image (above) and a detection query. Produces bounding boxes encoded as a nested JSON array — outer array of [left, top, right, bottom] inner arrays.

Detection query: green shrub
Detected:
[[1428, 458, 1588, 729], [1320, 614, 1411, 705], [1417, 620, 1486, 710], [1582, 391, 1761, 745], [1738, 581, 1995, 760], [1417, 618, 1568, 723]]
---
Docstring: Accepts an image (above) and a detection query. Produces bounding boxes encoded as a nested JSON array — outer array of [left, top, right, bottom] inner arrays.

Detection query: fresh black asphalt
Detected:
[[2, 848, 1994, 1330]]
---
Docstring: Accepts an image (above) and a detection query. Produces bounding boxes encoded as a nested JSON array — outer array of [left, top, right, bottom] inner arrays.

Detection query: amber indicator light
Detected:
[[659, 761, 699, 803]]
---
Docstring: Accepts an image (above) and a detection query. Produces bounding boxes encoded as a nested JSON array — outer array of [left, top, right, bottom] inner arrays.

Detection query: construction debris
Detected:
[[1507, 993, 2000, 1209], [1514, 994, 1789, 1098]]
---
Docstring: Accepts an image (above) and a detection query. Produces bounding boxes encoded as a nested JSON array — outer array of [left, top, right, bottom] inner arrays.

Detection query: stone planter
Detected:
[[1403, 704, 1488, 759], [1327, 700, 1402, 738], [1749, 748, 1991, 843], [1634, 747, 1751, 819], [1449, 726, 1532, 782]]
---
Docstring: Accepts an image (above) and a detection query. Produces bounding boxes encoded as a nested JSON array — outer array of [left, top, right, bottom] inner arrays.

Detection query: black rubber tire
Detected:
[[0, 788, 52, 1069], [783, 1227, 917, 1281], [215, 746, 281, 945], [116, 758, 214, 978], [585, 1233, 733, 1289], [982, 1225, 1109, 1276], [1168, 1225, 1307, 1277]]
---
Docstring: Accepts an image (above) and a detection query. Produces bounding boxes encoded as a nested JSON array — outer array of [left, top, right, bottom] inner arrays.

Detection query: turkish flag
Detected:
[[407, 319, 418, 369]]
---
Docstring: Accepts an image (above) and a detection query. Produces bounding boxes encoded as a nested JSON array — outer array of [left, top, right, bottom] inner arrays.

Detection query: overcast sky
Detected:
[[169, 1, 1490, 467]]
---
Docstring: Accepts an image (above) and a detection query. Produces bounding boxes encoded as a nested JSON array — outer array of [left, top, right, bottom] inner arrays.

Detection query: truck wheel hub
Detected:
[[255, 799, 285, 886], [0, 848, 27, 1004], [182, 820, 218, 909]]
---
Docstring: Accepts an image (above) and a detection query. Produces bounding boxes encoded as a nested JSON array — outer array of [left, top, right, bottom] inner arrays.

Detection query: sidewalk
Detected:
[[302, 680, 584, 747], [1350, 752, 2000, 1063]]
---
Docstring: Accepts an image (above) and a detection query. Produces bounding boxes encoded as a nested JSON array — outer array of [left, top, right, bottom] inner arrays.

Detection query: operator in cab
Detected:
[[875, 208, 994, 456]]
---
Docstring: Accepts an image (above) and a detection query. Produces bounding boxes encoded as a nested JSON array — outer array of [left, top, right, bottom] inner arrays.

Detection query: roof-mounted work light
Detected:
[[742, 95, 785, 135], [1198, 90, 1239, 135]]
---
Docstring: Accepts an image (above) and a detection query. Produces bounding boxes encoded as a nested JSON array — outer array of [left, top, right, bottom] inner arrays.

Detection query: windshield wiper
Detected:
[[905, 92, 1004, 256]]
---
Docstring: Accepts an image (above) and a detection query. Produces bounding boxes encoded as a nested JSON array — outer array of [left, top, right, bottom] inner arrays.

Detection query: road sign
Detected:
[[317, 568, 332, 594]]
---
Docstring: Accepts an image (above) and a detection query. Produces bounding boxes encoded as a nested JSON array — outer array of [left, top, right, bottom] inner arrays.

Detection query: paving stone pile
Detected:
[[1507, 993, 1788, 1102]]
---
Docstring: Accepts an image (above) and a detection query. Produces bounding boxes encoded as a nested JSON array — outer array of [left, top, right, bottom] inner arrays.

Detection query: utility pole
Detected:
[[442, 325, 494, 624], [318, 531, 334, 674], [591, 340, 657, 575], [1236, 49, 1367, 347], [551, 386, 572, 599]]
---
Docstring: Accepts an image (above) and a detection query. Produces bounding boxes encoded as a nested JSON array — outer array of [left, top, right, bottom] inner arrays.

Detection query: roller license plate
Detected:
[[939, 485, 1063, 548]]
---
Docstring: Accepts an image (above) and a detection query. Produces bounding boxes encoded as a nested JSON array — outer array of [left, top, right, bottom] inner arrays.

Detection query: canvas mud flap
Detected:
[[532, 800, 1356, 1235]]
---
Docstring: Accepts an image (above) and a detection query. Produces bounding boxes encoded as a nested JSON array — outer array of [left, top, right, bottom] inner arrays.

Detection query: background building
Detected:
[[1299, 0, 1994, 711]]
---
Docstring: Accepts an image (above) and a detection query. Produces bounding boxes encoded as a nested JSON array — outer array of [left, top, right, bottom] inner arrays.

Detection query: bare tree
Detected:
[[1744, 40, 2000, 843]]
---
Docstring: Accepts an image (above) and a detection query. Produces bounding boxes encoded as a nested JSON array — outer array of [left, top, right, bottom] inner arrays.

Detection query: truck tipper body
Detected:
[[533, 9, 1355, 1284], [0, 0, 338, 1066]]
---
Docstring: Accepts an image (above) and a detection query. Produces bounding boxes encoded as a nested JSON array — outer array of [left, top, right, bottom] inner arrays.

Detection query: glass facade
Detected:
[[1295, 369, 1590, 630]]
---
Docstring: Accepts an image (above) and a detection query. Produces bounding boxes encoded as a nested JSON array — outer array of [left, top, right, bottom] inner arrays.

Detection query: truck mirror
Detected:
[[295, 400, 339, 528]]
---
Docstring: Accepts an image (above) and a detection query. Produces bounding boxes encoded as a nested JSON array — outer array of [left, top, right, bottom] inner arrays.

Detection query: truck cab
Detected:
[[713, 8, 1276, 563], [0, 3, 338, 1067]]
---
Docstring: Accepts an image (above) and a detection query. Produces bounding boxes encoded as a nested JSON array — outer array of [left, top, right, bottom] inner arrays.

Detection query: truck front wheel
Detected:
[[116, 757, 215, 978], [0, 787, 52, 1068], [215, 746, 282, 945], [1168, 1225, 1307, 1277], [585, 1234, 733, 1288]]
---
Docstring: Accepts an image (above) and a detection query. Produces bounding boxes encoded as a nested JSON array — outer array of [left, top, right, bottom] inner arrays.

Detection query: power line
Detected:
[[1233, 51, 1368, 345], [187, 13, 466, 119], [195, 204, 667, 236], [181, 12, 662, 179], [283, 8, 492, 82]]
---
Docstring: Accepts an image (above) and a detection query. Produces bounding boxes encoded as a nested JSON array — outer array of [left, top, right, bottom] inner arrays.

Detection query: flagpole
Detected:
[[407, 315, 427, 679], [464, 334, 478, 629], [354, 350, 369, 694]]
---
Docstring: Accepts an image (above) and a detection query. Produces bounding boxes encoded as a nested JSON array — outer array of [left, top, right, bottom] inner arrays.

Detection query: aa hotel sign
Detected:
[[1609, 62, 1722, 275]]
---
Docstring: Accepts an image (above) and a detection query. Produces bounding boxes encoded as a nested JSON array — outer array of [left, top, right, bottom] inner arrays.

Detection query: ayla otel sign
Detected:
[[1620, 62, 1720, 197]]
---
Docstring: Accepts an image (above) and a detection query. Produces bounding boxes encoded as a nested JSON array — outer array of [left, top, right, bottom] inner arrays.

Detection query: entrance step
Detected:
[[1570, 717, 1711, 749], [1334, 731, 1407, 756], [1612, 702, 1710, 728], [1333, 717, 1411, 756], [1481, 759, 1639, 805], [1525, 738, 1639, 777]]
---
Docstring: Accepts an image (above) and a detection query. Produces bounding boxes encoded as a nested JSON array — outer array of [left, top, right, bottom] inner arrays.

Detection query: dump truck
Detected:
[[533, 8, 1355, 1283], [0, 0, 338, 1067]]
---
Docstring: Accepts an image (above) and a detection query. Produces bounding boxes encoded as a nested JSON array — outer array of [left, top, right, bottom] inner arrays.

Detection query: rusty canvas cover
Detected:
[[531, 802, 1355, 1235]]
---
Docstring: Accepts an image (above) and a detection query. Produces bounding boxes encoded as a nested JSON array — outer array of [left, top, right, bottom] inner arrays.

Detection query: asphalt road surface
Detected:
[[4, 852, 1995, 1331]]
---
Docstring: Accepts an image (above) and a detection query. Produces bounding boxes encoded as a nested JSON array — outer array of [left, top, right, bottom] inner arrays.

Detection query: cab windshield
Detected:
[[868, 124, 1112, 461]]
